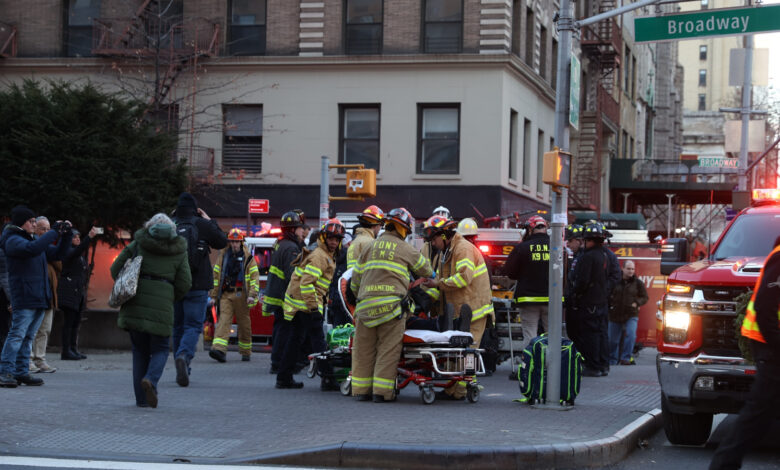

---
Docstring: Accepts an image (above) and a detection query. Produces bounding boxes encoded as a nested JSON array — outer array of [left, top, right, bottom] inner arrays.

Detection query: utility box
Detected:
[[542, 149, 572, 188], [346, 169, 376, 197]]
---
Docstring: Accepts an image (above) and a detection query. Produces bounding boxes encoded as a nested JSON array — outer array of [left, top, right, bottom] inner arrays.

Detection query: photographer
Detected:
[[58, 226, 98, 360]]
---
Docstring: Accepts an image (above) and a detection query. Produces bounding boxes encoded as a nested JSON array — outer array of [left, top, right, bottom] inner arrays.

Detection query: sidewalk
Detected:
[[0, 347, 662, 469]]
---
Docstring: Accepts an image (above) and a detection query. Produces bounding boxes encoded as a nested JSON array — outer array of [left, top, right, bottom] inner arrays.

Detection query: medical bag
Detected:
[[517, 333, 582, 405]]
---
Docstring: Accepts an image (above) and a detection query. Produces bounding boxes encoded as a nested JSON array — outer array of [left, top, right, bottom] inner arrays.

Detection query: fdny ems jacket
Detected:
[[351, 231, 433, 328], [347, 227, 375, 270], [432, 233, 494, 322], [282, 239, 336, 320], [209, 244, 260, 307], [504, 232, 550, 305], [262, 234, 303, 316]]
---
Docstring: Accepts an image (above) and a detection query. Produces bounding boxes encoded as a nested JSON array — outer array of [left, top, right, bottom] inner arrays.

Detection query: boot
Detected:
[[61, 326, 79, 360], [438, 304, 454, 332], [71, 324, 87, 359], [458, 305, 472, 332]]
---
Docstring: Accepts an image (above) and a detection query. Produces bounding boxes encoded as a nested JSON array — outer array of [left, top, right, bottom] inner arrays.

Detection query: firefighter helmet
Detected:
[[432, 206, 451, 218], [358, 205, 385, 226], [583, 223, 606, 240], [227, 228, 244, 241], [292, 209, 306, 225], [565, 224, 584, 240], [320, 218, 346, 239], [280, 211, 304, 230], [527, 215, 548, 229], [423, 215, 457, 240], [385, 208, 414, 238], [456, 218, 479, 237]]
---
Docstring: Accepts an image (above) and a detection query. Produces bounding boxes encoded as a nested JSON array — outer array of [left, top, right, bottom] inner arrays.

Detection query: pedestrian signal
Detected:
[[346, 169, 377, 197], [542, 148, 572, 188]]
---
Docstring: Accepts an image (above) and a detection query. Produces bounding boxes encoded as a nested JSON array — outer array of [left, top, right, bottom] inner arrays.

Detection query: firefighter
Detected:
[[346, 205, 384, 270], [277, 218, 345, 390], [350, 208, 433, 402], [422, 215, 494, 400], [264, 211, 306, 374], [432, 205, 451, 219], [564, 224, 585, 344], [208, 228, 260, 362], [456, 218, 479, 243], [504, 215, 550, 352], [710, 237, 780, 470]]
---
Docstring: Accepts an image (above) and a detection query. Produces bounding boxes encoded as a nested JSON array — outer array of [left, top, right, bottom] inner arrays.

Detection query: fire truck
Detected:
[[657, 189, 780, 445]]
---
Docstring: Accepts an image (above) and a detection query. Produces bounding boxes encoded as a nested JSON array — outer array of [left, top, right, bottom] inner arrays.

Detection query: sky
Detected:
[[755, 0, 780, 89]]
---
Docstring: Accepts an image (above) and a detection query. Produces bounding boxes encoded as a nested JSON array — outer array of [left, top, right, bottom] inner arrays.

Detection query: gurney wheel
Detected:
[[420, 386, 435, 405], [339, 378, 351, 396], [466, 384, 480, 403], [306, 359, 317, 378]]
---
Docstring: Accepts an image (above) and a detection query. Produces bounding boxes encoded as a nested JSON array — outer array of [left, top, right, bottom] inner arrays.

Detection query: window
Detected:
[[522, 118, 531, 186], [551, 38, 559, 89], [630, 137, 634, 159], [536, 130, 545, 192], [525, 7, 534, 66], [624, 45, 632, 92], [423, 0, 462, 53], [698, 94, 706, 111], [229, 0, 266, 55], [417, 104, 460, 174], [539, 25, 547, 78], [339, 105, 380, 172], [509, 109, 518, 180], [223, 105, 263, 173], [511, 0, 521, 56], [699, 45, 707, 60], [631, 56, 636, 99], [65, 0, 100, 57], [699, 69, 707, 87], [345, 0, 382, 54], [621, 130, 628, 159]]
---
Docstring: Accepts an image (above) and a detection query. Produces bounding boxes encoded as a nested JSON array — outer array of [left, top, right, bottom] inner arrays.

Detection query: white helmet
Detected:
[[457, 218, 479, 237], [432, 206, 450, 218]]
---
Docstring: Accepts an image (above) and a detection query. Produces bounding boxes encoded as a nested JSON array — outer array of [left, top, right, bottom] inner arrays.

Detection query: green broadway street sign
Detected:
[[635, 4, 780, 43]]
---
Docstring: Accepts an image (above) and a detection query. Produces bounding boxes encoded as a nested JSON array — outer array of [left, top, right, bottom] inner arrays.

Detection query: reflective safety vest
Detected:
[[741, 245, 780, 343], [209, 245, 260, 307], [282, 239, 336, 321]]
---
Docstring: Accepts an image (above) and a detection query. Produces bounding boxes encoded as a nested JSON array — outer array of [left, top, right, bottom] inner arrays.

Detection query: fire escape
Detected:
[[91, 0, 219, 181], [570, 0, 622, 211], [0, 21, 18, 58]]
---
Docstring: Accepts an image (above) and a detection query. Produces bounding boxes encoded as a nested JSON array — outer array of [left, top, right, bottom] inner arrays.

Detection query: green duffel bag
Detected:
[[327, 324, 355, 348]]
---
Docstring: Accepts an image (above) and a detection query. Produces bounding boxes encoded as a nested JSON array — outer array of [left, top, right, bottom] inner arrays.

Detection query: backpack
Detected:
[[175, 217, 208, 274], [517, 333, 583, 405]]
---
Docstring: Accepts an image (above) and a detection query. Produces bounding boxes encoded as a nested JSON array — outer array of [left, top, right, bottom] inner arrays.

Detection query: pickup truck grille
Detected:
[[700, 287, 748, 301], [701, 315, 741, 356]]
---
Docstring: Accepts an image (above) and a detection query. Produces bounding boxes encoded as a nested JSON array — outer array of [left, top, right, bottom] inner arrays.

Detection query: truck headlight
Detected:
[[665, 311, 690, 330]]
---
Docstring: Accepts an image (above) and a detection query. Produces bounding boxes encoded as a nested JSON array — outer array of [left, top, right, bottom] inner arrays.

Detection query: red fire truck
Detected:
[[657, 189, 780, 445]]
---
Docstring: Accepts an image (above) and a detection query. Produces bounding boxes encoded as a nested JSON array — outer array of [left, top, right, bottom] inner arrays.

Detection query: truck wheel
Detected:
[[661, 393, 713, 445]]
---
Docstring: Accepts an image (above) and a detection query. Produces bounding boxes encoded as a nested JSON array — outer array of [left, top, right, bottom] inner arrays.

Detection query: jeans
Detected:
[[173, 290, 208, 367], [129, 330, 170, 406], [0, 308, 45, 376], [608, 316, 638, 364]]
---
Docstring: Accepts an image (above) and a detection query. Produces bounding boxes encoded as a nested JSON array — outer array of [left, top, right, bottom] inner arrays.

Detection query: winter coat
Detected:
[[505, 232, 551, 305], [351, 231, 433, 328], [46, 261, 62, 310], [209, 244, 260, 306], [262, 234, 303, 316], [608, 275, 649, 323], [346, 227, 375, 270], [435, 232, 494, 322], [0, 245, 9, 298], [571, 244, 608, 307], [57, 236, 91, 311], [282, 239, 337, 320], [111, 226, 191, 337], [173, 207, 228, 291], [0, 226, 70, 310]]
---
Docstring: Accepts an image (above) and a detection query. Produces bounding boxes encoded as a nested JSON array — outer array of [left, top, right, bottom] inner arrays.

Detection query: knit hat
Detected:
[[177, 192, 198, 210], [11, 206, 35, 227]]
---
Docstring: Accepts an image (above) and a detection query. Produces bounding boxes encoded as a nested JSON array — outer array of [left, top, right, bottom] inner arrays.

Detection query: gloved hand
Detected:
[[247, 296, 256, 305]]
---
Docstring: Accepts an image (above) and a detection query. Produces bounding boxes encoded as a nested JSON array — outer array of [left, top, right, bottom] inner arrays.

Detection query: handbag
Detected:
[[108, 245, 142, 308]]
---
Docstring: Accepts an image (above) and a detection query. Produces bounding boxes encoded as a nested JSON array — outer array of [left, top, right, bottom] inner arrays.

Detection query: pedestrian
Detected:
[[30, 216, 61, 371], [208, 228, 260, 363], [423, 214, 493, 400], [346, 205, 384, 270], [263, 211, 305, 374], [0, 206, 71, 388], [570, 223, 610, 377], [709, 236, 780, 469], [608, 260, 648, 366], [171, 192, 227, 387], [0, 226, 11, 348], [504, 215, 551, 351], [58, 226, 98, 361], [277, 218, 345, 390], [351, 208, 433, 402], [111, 213, 191, 408]]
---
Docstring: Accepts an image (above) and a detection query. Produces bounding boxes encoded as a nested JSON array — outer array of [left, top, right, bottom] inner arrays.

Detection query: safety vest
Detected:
[[741, 245, 780, 343]]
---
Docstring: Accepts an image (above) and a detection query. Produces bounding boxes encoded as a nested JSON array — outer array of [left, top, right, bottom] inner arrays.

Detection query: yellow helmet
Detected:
[[456, 218, 479, 237]]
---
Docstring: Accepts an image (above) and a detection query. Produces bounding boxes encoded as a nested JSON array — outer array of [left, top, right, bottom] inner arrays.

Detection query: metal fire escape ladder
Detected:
[[0, 21, 18, 58]]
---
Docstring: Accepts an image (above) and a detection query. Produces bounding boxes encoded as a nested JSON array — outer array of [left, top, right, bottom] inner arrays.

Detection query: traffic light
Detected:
[[346, 169, 377, 197], [542, 148, 572, 188]]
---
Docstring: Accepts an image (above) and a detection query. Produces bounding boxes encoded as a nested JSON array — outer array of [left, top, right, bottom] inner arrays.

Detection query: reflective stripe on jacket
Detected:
[[352, 231, 433, 328], [262, 236, 302, 316], [346, 227, 375, 270], [741, 245, 780, 343], [209, 245, 260, 307], [437, 232, 494, 322], [282, 239, 336, 321]]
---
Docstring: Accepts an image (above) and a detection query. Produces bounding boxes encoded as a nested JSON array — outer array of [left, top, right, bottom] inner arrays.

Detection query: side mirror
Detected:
[[660, 238, 688, 275]]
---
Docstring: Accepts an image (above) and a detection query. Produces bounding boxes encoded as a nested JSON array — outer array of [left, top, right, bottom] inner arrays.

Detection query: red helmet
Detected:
[[320, 218, 346, 239], [422, 215, 457, 240], [358, 205, 384, 226], [227, 228, 244, 241], [385, 208, 414, 233], [527, 215, 548, 229]]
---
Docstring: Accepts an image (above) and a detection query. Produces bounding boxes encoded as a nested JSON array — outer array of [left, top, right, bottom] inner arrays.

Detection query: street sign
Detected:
[[248, 198, 269, 214], [635, 5, 780, 43], [569, 55, 580, 130]]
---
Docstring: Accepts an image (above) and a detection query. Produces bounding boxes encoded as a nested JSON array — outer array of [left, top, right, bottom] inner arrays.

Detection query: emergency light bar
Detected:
[[752, 188, 780, 202]]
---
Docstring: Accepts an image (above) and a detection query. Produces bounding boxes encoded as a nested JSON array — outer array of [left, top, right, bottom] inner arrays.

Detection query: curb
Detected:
[[242, 408, 663, 469]]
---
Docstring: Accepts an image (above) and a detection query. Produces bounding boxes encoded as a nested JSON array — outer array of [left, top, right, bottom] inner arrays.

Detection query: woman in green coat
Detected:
[[111, 213, 191, 408]]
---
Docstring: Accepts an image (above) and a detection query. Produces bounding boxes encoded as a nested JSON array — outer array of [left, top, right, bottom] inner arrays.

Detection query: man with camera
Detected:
[[0, 206, 71, 387]]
